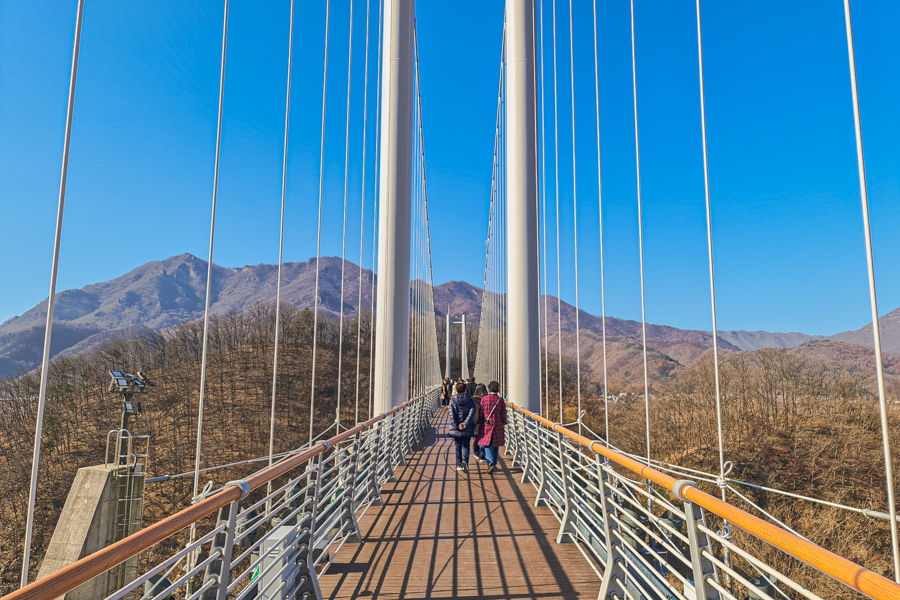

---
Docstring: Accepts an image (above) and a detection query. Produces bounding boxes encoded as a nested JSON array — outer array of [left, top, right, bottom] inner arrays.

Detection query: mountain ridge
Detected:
[[1, 254, 896, 380]]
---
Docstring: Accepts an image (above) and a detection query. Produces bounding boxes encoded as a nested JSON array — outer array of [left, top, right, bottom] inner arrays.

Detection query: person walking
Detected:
[[448, 382, 476, 473], [465, 377, 476, 396], [441, 377, 452, 406], [472, 383, 488, 463], [476, 381, 507, 474]]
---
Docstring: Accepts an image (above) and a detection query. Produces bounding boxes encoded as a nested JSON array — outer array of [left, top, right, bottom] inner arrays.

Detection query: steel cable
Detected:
[[21, 0, 85, 586], [187, 1, 230, 590], [309, 0, 332, 445], [842, 0, 900, 580], [336, 0, 354, 431], [354, 0, 372, 424], [567, 0, 582, 435], [266, 0, 296, 502], [629, 0, 651, 465], [551, 0, 563, 423], [591, 0, 610, 446]]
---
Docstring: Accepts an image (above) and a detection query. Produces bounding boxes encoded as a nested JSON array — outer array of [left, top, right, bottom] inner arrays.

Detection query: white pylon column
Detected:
[[445, 312, 451, 380], [373, 0, 415, 414], [506, 0, 541, 413], [461, 314, 470, 380]]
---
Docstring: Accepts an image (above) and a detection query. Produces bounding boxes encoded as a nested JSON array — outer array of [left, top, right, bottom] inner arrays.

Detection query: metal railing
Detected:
[[505, 401, 900, 600], [7, 388, 441, 600]]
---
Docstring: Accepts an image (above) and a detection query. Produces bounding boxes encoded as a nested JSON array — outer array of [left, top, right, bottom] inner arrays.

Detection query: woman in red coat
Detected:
[[476, 380, 507, 474]]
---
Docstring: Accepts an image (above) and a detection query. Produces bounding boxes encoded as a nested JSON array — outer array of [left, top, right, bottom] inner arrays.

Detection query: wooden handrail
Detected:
[[4, 395, 429, 600], [507, 401, 900, 600]]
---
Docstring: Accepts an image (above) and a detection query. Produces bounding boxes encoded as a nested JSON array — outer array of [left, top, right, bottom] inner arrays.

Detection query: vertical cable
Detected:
[[367, 0, 383, 420], [539, 0, 550, 417], [266, 0, 295, 502], [591, 0, 610, 445], [568, 0, 582, 434], [630, 0, 651, 465], [309, 0, 332, 444], [354, 0, 372, 424], [187, 2, 230, 589], [843, 0, 900, 580], [191, 0, 229, 517], [336, 0, 354, 430], [695, 0, 727, 504], [20, 0, 84, 586], [552, 0, 563, 423]]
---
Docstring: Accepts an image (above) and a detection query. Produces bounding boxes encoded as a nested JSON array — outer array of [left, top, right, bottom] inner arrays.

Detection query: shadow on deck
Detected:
[[319, 407, 601, 599]]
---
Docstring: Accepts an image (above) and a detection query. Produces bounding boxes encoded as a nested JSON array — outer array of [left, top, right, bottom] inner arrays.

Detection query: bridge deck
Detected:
[[319, 407, 601, 599]]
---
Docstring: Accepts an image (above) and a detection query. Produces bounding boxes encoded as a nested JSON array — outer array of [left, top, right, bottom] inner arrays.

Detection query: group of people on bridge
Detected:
[[441, 377, 507, 475]]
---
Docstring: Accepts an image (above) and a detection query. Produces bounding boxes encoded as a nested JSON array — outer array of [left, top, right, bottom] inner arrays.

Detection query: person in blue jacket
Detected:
[[448, 382, 476, 473]]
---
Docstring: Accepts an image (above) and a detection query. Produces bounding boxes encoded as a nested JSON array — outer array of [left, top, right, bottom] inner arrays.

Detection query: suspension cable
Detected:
[[694, 0, 728, 511], [539, 0, 550, 417], [309, 0, 331, 445], [354, 0, 372, 424], [367, 0, 383, 420], [842, 0, 900, 580], [187, 1, 230, 591], [552, 0, 563, 423], [336, 0, 354, 431], [266, 0, 295, 502], [567, 0, 582, 435], [20, 0, 85, 586], [591, 0, 610, 446], [629, 0, 651, 466]]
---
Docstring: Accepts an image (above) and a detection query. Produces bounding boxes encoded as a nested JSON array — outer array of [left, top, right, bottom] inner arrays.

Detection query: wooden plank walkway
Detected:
[[319, 407, 602, 599]]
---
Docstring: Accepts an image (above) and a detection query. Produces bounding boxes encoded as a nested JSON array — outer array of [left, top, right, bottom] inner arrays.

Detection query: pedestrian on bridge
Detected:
[[477, 381, 507, 474], [472, 383, 488, 463], [441, 377, 452, 406], [448, 382, 476, 473], [466, 377, 476, 396]]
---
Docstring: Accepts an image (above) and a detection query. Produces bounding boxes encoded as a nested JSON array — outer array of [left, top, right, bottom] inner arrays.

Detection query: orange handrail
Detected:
[[4, 396, 426, 600], [507, 401, 900, 600]]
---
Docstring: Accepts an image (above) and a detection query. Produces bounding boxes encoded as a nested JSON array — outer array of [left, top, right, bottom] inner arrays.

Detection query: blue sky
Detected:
[[1, 0, 898, 336]]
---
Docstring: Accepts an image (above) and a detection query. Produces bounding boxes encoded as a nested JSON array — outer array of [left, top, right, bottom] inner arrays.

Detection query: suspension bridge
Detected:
[[4, 1, 900, 599]]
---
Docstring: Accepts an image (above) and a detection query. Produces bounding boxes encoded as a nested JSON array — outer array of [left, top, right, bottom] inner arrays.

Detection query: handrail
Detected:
[[6, 396, 426, 600], [506, 401, 900, 600]]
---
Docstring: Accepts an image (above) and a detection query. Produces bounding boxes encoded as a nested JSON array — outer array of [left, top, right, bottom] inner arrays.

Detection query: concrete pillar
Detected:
[[506, 0, 541, 413], [445, 312, 451, 380], [373, 0, 415, 413], [461, 314, 470, 380]]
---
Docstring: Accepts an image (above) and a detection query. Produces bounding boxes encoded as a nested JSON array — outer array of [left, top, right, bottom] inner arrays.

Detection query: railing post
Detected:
[[674, 480, 722, 600], [304, 451, 328, 577], [378, 418, 396, 483], [394, 408, 408, 467], [201, 488, 242, 600], [596, 458, 627, 600], [365, 425, 385, 504], [520, 413, 538, 484], [507, 407, 520, 464], [556, 431, 578, 544], [339, 435, 363, 544], [284, 455, 322, 600], [533, 421, 552, 508]]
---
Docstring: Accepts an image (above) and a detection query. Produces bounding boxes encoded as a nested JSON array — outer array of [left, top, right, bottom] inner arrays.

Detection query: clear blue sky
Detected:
[[1, 0, 898, 336]]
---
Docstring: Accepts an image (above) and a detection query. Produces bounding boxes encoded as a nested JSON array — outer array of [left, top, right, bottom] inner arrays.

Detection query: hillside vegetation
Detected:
[[0, 304, 372, 594], [2, 301, 900, 598]]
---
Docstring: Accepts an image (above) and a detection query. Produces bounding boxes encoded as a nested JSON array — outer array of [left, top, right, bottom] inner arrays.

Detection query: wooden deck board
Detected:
[[319, 407, 601, 599]]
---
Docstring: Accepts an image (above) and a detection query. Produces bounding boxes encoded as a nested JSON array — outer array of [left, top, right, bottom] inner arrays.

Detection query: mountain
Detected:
[[0, 254, 374, 377], [3, 253, 888, 382], [828, 307, 900, 355]]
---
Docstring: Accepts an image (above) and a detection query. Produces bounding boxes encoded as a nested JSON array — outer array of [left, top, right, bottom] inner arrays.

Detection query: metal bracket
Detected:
[[596, 458, 627, 600], [556, 431, 578, 544], [682, 494, 722, 600]]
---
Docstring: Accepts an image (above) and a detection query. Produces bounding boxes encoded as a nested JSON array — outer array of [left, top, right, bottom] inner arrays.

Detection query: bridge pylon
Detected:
[[505, 0, 541, 414], [373, 0, 415, 414]]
